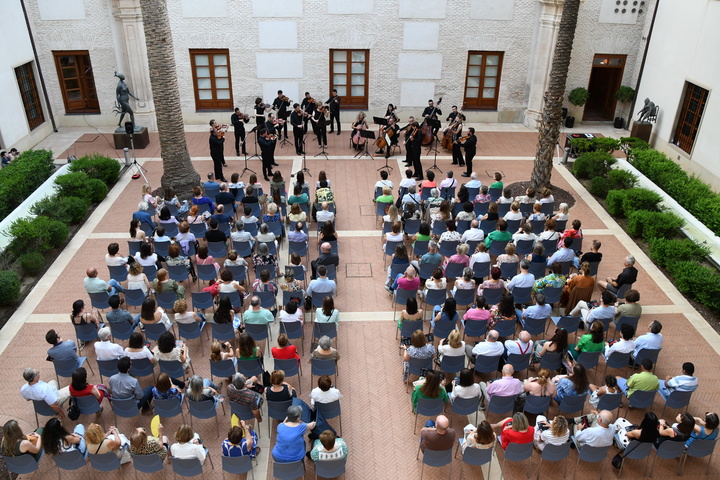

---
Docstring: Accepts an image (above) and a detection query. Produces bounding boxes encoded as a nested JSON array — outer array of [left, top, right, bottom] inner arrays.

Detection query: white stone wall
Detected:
[[22, 0, 651, 132]]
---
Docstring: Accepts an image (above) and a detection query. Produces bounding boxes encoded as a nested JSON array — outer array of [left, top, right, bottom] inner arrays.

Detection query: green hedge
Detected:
[[667, 261, 720, 312], [0, 150, 55, 220], [31, 195, 89, 224], [605, 188, 662, 217], [648, 238, 710, 269], [0, 271, 21, 305], [629, 147, 720, 235], [573, 152, 617, 179], [19, 252, 45, 276], [6, 216, 68, 256], [68, 154, 120, 185], [589, 177, 610, 198], [627, 210, 684, 240]]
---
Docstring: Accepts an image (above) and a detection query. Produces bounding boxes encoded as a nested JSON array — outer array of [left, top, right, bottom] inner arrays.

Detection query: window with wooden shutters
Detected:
[[15, 62, 44, 130], [463, 52, 504, 110], [190, 49, 233, 111], [330, 49, 368, 109], [53, 51, 100, 113], [672, 82, 709, 154]]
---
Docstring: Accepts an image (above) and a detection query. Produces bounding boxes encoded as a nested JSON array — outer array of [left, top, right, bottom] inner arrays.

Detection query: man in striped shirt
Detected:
[[659, 362, 698, 400]]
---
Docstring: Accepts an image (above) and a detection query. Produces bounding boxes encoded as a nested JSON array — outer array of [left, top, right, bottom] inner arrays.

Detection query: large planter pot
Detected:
[[565, 116, 575, 128], [614, 117, 625, 129]]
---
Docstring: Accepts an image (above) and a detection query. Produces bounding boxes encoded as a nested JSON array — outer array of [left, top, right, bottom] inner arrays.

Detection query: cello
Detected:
[[351, 114, 368, 150], [420, 97, 442, 145]]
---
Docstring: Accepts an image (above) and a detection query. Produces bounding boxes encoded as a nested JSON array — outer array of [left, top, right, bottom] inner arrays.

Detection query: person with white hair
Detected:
[[94, 327, 125, 360], [573, 409, 615, 448], [310, 336, 340, 361], [598, 255, 638, 295], [464, 171, 482, 188], [227, 373, 263, 423], [132, 201, 156, 227]]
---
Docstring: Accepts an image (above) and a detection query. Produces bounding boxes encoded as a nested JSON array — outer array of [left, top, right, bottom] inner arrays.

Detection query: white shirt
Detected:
[[576, 424, 614, 448], [95, 340, 125, 360], [317, 210, 335, 223], [461, 228, 485, 243], [374, 180, 394, 190], [451, 383, 482, 400], [633, 332, 663, 357], [504, 211, 523, 221], [105, 255, 128, 267], [20, 381, 59, 404], [124, 347, 154, 362], [279, 310, 303, 323], [507, 272, 535, 292], [512, 233, 537, 243], [439, 178, 458, 189], [310, 387, 343, 406], [134, 253, 158, 267], [399, 178, 416, 189], [469, 252, 491, 269], [471, 340, 505, 357], [170, 441, 206, 464], [465, 180, 482, 188], [175, 312, 197, 324], [603, 338, 636, 358], [504, 339, 534, 355], [438, 342, 466, 357]]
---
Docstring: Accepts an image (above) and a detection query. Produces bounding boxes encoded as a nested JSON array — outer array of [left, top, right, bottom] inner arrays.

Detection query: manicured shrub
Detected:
[[592, 137, 621, 153], [573, 152, 617, 179], [667, 261, 720, 312], [31, 195, 89, 224], [589, 176, 610, 198], [54, 171, 90, 200], [648, 238, 709, 269], [68, 154, 120, 184], [0, 271, 21, 305], [0, 149, 55, 220], [605, 190, 627, 217], [47, 220, 69, 248], [620, 137, 650, 159], [86, 178, 109, 204], [622, 188, 662, 215], [607, 169, 637, 190], [6, 216, 67, 255], [19, 252, 45, 276], [627, 210, 684, 240]]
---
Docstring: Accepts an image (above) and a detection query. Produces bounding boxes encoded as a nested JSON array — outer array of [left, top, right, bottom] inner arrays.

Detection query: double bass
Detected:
[[420, 97, 442, 145]]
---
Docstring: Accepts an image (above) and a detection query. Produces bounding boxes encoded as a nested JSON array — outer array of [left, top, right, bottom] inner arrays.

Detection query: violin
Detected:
[[404, 124, 419, 145], [454, 134, 471, 144]]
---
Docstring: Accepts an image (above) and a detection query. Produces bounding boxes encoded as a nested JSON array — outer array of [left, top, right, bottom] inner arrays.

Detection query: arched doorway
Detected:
[[583, 54, 626, 121]]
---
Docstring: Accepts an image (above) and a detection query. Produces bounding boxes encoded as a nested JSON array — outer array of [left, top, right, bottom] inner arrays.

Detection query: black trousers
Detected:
[[452, 143, 465, 166], [293, 126, 304, 154], [409, 144, 423, 179], [234, 129, 246, 155], [261, 153, 273, 179], [278, 119, 288, 138], [465, 151, 476, 175], [328, 111, 340, 132], [316, 126, 327, 146], [211, 153, 225, 181]]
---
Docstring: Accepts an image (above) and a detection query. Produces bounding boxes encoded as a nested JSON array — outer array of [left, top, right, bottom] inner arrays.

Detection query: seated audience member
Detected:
[[272, 333, 300, 361], [105, 242, 128, 267], [124, 332, 155, 363], [479, 364, 523, 406], [108, 356, 153, 412], [491, 412, 534, 450], [568, 320, 605, 360], [402, 329, 435, 383], [603, 324, 636, 360], [307, 265, 337, 298], [84, 267, 125, 297], [411, 370, 450, 412], [1, 419, 43, 461], [532, 263, 566, 294], [534, 415, 570, 451], [106, 294, 140, 330], [237, 332, 262, 360], [616, 358, 659, 398], [519, 294, 551, 327], [170, 424, 207, 464], [572, 410, 615, 448], [504, 330, 534, 360], [659, 361, 698, 400], [227, 373, 263, 423], [469, 242, 491, 273], [554, 363, 591, 403], [84, 424, 127, 459], [531, 327, 568, 365], [310, 335, 340, 362], [655, 413, 696, 447], [459, 420, 496, 453], [152, 372, 183, 400], [20, 368, 67, 419], [465, 329, 504, 364], [310, 243, 339, 280], [45, 329, 80, 366], [569, 290, 616, 330], [310, 430, 348, 461], [546, 237, 575, 268], [310, 374, 343, 406], [450, 368, 482, 401], [686, 412, 719, 448], [287, 221, 308, 243], [484, 219, 512, 248], [614, 412, 659, 451], [588, 375, 620, 408], [633, 320, 663, 361], [419, 414, 456, 452], [94, 327, 124, 360], [614, 289, 642, 324], [574, 239, 602, 269], [153, 330, 190, 369], [41, 417, 87, 458], [243, 296, 274, 325], [222, 424, 259, 459], [462, 296, 490, 326], [524, 368, 557, 398], [272, 406, 316, 462], [265, 370, 297, 402], [598, 255, 638, 295], [315, 296, 340, 323], [69, 367, 105, 405], [537, 218, 559, 242]]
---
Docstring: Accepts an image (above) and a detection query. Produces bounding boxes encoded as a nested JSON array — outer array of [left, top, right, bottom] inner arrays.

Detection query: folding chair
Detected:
[[557, 393, 587, 416], [97, 358, 119, 383], [523, 394, 552, 416], [279, 321, 304, 355], [315, 399, 343, 435], [273, 358, 302, 394], [222, 454, 255, 480], [314, 458, 346, 480], [89, 451, 125, 474], [170, 455, 215, 478], [267, 399, 293, 436], [649, 439, 685, 477], [615, 439, 652, 479], [456, 442, 492, 478], [2, 452, 44, 478], [414, 397, 445, 434], [473, 354, 503, 378], [680, 438, 717, 476], [108, 265, 128, 282], [187, 398, 224, 437], [273, 460, 305, 480], [154, 397, 185, 422], [53, 450, 91, 477], [597, 392, 623, 414], [417, 446, 452, 480], [451, 395, 480, 426], [32, 399, 58, 427], [501, 441, 534, 477]]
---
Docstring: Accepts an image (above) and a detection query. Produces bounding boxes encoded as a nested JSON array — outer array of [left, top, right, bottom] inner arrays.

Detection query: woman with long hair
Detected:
[[70, 299, 101, 327], [655, 413, 696, 447], [432, 298, 458, 330], [588, 375, 620, 408], [69, 367, 105, 404], [2, 420, 42, 461], [41, 417, 87, 457], [531, 327, 569, 365], [153, 268, 185, 300], [237, 332, 262, 359], [411, 370, 449, 412], [461, 420, 495, 453], [569, 320, 605, 360], [316, 296, 339, 323], [397, 296, 423, 331], [533, 415, 570, 451], [553, 363, 590, 403], [524, 367, 557, 397], [186, 374, 220, 406], [488, 293, 515, 330], [214, 296, 240, 329], [129, 218, 146, 241]]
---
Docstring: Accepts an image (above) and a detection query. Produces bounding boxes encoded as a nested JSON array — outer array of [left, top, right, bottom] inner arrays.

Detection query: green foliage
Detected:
[[589, 176, 610, 198], [606, 190, 627, 217], [568, 87, 590, 106], [666, 261, 720, 312], [54, 172, 90, 200], [592, 137, 621, 153], [648, 238, 710, 269], [19, 252, 45, 276], [620, 137, 651, 160], [31, 195, 89, 224], [86, 179, 109, 204], [0, 149, 55, 220], [614, 86, 635, 104], [0, 271, 21, 305], [607, 169, 637, 190], [627, 210, 684, 240], [630, 148, 720, 235], [573, 152, 617, 179], [68, 154, 120, 184], [5, 216, 68, 255], [622, 188, 662, 215]]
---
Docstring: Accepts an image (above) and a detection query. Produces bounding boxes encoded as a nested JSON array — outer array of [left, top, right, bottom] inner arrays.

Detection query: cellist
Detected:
[[422, 99, 443, 135], [351, 112, 368, 151], [375, 116, 398, 156], [451, 114, 466, 166]]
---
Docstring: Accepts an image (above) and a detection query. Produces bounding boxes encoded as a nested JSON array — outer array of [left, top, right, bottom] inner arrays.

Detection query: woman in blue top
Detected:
[[553, 363, 590, 403], [222, 424, 259, 458], [431, 298, 459, 329], [686, 412, 719, 447], [272, 406, 316, 462]]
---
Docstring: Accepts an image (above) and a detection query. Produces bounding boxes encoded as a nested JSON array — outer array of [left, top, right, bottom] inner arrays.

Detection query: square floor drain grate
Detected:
[[346, 263, 372, 278]]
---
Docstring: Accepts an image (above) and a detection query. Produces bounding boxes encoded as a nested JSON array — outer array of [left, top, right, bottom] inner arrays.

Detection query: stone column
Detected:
[[524, 0, 564, 128], [114, 0, 156, 130]]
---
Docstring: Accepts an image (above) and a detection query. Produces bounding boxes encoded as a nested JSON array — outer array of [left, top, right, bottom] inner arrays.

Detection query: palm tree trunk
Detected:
[[531, 0, 581, 190], [139, 0, 200, 199]]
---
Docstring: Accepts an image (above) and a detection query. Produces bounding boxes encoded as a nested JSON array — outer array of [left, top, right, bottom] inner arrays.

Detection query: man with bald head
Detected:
[[420, 414, 456, 452], [504, 330, 533, 359], [460, 219, 485, 243], [316, 202, 335, 223], [573, 409, 615, 448], [311, 241, 339, 279], [84, 267, 124, 296], [480, 364, 523, 405], [215, 182, 237, 213], [466, 329, 504, 363]]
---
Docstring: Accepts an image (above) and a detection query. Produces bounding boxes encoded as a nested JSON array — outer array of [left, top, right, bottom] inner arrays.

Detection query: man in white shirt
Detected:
[[574, 410, 615, 448], [310, 374, 343, 406], [504, 330, 533, 357], [399, 169, 417, 190], [460, 220, 485, 243], [374, 170, 394, 191], [547, 237, 575, 267], [95, 327, 125, 360], [603, 323, 636, 359], [466, 330, 504, 363], [633, 321, 663, 359], [316, 202, 335, 223], [401, 186, 421, 208], [464, 172, 481, 189], [659, 362, 698, 400], [507, 260, 535, 293], [20, 368, 68, 418], [439, 171, 458, 191]]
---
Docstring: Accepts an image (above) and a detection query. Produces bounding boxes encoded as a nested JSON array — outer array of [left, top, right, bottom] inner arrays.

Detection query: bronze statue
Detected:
[[114, 72, 138, 128], [636, 98, 656, 124]]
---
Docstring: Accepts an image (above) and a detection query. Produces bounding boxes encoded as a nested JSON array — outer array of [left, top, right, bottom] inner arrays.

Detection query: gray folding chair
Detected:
[[154, 397, 185, 422], [416, 446, 452, 480], [523, 394, 552, 416], [273, 358, 302, 394], [537, 442, 572, 480], [131, 452, 165, 476], [170, 455, 214, 478], [456, 441, 493, 478], [572, 442, 610, 480], [473, 354, 502, 378], [53, 449, 90, 477], [267, 399, 293, 436], [649, 439, 686, 477], [222, 454, 255, 480], [313, 458, 346, 480], [451, 395, 481, 425], [557, 393, 587, 416], [615, 439, 653, 479], [487, 394, 518, 417], [680, 438, 717, 475], [660, 389, 693, 417], [32, 399, 58, 427], [273, 460, 305, 480], [187, 398, 224, 437], [538, 351, 563, 373], [3, 452, 44, 478], [501, 441, 534, 477], [626, 389, 656, 413], [315, 399, 343, 436], [414, 397, 445, 434], [604, 351, 633, 377], [89, 451, 124, 475]]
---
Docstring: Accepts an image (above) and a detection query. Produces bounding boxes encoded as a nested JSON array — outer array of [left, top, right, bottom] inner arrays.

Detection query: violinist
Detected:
[[422, 99, 443, 135], [231, 107, 250, 156], [311, 103, 328, 148], [402, 116, 417, 166], [407, 121, 423, 181], [351, 112, 368, 151], [326, 88, 341, 135], [290, 103, 305, 155], [209, 121, 227, 182], [451, 114, 466, 167], [459, 128, 477, 178], [375, 116, 398, 157], [257, 128, 276, 181], [272, 90, 290, 140], [210, 119, 228, 168], [301, 92, 316, 131], [254, 97, 268, 127], [264, 113, 281, 166]]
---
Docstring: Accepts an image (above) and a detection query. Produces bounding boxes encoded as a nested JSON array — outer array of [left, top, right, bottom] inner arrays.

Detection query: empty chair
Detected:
[[536, 442, 572, 479], [649, 439, 686, 477], [680, 437, 718, 476], [416, 446, 453, 480], [273, 460, 305, 480], [571, 442, 611, 480]]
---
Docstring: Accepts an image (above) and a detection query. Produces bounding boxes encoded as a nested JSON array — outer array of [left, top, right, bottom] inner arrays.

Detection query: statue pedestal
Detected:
[[113, 127, 150, 149], [630, 122, 652, 143]]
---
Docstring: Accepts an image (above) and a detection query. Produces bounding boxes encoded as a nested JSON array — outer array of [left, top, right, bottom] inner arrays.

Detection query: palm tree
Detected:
[[139, 0, 199, 198], [531, 0, 581, 190]]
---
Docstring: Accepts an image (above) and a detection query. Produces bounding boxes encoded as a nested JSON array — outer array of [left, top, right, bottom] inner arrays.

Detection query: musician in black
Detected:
[[312, 105, 328, 148], [326, 89, 341, 134], [403, 116, 416, 166], [375, 116, 399, 157], [460, 128, 477, 178], [231, 107, 249, 156], [254, 97, 267, 127], [272, 90, 290, 139], [408, 121, 423, 180], [451, 114, 466, 167], [301, 92, 316, 131], [290, 103, 305, 155], [209, 129, 227, 182], [257, 128, 275, 181], [264, 113, 280, 166], [446, 105, 459, 124], [422, 99, 442, 136]]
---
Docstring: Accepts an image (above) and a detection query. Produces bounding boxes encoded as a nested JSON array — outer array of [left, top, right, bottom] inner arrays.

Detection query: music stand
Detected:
[[277, 116, 291, 148], [354, 130, 376, 160], [373, 117, 388, 127], [299, 129, 311, 177], [314, 126, 329, 160], [246, 126, 261, 161], [426, 119, 443, 174]]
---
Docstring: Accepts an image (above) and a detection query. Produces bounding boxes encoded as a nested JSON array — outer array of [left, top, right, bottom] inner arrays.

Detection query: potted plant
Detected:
[[566, 87, 590, 128], [614, 86, 635, 129]]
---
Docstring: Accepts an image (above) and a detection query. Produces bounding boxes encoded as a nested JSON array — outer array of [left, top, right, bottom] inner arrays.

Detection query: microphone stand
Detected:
[[239, 131, 256, 178], [299, 129, 312, 177], [425, 120, 442, 174]]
